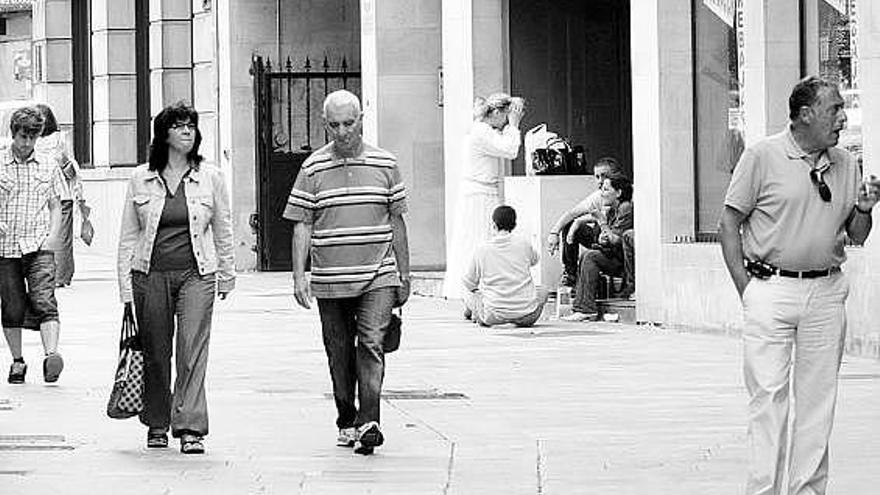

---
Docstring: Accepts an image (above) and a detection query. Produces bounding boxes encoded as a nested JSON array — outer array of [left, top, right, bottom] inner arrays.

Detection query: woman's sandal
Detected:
[[180, 433, 205, 454], [146, 429, 168, 448]]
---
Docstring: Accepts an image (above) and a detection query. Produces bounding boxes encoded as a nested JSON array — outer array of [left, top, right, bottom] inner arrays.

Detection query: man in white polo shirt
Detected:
[[720, 76, 880, 495]]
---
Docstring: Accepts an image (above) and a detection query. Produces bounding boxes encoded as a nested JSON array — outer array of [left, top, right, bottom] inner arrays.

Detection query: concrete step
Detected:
[[597, 297, 636, 323]]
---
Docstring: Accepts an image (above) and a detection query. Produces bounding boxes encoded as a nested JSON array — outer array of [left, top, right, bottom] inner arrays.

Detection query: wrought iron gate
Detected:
[[251, 55, 361, 271]]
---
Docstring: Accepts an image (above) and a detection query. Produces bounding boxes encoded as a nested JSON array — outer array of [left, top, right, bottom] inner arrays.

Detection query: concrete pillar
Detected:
[[741, 0, 800, 144], [192, 0, 217, 167], [440, 0, 506, 271], [31, 0, 73, 132], [150, 0, 192, 115], [91, 0, 138, 167], [860, 0, 879, 181], [630, 0, 664, 322], [360, 0, 444, 269]]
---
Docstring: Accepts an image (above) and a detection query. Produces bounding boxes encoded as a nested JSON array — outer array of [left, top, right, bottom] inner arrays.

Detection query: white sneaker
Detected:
[[336, 427, 357, 447], [561, 312, 599, 322]]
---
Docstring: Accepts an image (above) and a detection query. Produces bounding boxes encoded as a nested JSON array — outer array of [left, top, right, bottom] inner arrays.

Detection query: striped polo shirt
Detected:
[[283, 142, 407, 298]]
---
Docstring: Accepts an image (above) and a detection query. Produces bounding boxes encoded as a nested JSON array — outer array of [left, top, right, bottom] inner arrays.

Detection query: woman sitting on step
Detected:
[[562, 174, 634, 322]]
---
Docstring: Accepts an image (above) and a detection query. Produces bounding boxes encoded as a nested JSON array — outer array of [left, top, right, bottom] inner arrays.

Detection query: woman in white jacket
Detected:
[[442, 93, 523, 299]]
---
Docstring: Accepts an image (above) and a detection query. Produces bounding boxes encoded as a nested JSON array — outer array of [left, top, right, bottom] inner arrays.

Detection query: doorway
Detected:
[[509, 0, 632, 177]]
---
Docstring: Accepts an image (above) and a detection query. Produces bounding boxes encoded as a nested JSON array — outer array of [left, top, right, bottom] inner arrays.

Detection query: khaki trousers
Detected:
[[741, 272, 848, 495]]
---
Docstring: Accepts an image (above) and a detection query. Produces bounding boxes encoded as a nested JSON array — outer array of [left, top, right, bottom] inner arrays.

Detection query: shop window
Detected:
[[692, 0, 744, 236], [817, 0, 861, 163]]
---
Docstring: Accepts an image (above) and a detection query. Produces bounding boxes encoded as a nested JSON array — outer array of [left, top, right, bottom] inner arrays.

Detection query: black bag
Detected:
[[106, 304, 145, 419], [383, 310, 402, 354], [532, 137, 572, 175]]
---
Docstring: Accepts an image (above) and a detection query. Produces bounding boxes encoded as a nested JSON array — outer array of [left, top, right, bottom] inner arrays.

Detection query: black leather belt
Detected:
[[776, 267, 841, 279], [745, 259, 840, 279]]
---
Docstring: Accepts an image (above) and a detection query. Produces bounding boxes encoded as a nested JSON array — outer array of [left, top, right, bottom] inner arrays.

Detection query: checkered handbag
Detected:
[[106, 305, 145, 419]]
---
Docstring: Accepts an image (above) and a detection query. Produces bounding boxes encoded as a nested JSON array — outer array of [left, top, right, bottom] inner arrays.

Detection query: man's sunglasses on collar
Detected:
[[810, 169, 831, 202]]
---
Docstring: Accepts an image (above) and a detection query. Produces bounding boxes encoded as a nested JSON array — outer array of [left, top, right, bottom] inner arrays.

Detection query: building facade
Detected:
[[23, 0, 880, 354]]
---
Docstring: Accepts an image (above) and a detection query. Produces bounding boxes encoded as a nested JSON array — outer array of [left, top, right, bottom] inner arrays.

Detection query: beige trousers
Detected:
[[741, 272, 848, 495]]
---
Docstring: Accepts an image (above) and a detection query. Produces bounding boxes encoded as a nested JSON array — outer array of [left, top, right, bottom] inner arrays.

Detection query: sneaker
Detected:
[[7, 361, 26, 384], [353, 421, 384, 455], [463, 308, 473, 321], [336, 427, 357, 447], [43, 353, 64, 383], [561, 312, 599, 322]]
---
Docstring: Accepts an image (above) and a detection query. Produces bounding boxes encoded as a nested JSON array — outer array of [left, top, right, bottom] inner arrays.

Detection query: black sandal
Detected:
[[180, 433, 205, 454], [146, 429, 168, 448]]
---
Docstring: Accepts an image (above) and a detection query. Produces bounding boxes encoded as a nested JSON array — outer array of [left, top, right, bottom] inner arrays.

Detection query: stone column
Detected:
[[741, 0, 800, 144], [31, 0, 73, 132], [91, 0, 138, 167], [150, 0, 192, 116], [440, 0, 506, 272], [361, 0, 444, 269], [859, 0, 878, 180], [192, 0, 217, 167], [630, 0, 664, 322]]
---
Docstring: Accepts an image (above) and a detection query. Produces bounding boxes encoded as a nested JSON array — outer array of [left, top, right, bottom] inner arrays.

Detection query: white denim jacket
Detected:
[[117, 163, 235, 302]]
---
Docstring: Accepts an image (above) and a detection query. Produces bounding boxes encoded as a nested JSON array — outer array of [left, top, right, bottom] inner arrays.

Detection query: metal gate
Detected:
[[251, 55, 361, 271]]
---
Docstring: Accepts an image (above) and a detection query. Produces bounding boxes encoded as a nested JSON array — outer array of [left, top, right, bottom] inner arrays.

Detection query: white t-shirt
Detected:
[[462, 231, 539, 318]]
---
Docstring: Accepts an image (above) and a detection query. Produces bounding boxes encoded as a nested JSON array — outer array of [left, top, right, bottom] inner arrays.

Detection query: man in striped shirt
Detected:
[[284, 90, 410, 455]]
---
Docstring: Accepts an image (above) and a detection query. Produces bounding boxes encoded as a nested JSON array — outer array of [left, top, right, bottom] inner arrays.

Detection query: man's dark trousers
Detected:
[[317, 286, 395, 429], [560, 221, 598, 284]]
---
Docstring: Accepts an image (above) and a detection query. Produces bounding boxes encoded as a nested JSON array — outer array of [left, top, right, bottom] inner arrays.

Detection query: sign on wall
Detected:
[[823, 0, 847, 15], [703, 0, 735, 28]]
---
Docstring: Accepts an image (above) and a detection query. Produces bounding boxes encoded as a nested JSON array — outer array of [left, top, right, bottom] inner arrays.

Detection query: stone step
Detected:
[[597, 298, 636, 323]]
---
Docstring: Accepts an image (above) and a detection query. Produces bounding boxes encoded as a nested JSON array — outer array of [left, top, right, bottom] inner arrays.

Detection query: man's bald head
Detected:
[[323, 90, 361, 119]]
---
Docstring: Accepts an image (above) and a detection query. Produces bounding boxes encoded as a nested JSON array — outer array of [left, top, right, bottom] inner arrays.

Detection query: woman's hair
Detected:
[[148, 101, 203, 172], [9, 106, 44, 137], [35, 103, 59, 136], [606, 173, 633, 203], [473, 92, 520, 120]]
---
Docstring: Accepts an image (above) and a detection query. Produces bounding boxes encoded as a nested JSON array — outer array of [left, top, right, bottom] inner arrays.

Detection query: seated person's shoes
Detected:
[[7, 361, 26, 384], [559, 273, 576, 287], [561, 312, 600, 322]]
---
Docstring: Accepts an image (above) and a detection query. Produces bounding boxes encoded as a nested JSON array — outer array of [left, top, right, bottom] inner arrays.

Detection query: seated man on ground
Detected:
[[463, 205, 549, 327], [562, 174, 634, 322], [547, 157, 624, 286]]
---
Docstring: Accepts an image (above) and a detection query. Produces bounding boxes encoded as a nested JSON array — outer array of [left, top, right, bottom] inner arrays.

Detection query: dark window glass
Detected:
[[693, 0, 744, 235]]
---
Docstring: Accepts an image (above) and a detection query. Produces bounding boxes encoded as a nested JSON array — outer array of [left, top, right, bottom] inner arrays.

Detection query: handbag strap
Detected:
[[119, 304, 139, 348]]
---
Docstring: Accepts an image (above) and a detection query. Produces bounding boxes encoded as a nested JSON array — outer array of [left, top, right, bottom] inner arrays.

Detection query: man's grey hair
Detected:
[[789, 75, 837, 121], [323, 89, 362, 118]]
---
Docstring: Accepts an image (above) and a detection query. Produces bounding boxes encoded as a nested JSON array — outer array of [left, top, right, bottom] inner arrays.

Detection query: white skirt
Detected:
[[442, 185, 501, 299]]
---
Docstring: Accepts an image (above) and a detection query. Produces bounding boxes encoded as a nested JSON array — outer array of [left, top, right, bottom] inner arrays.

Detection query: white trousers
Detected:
[[741, 272, 848, 495]]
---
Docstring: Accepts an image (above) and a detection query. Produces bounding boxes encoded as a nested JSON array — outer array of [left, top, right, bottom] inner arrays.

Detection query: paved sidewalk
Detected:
[[1, 253, 879, 494]]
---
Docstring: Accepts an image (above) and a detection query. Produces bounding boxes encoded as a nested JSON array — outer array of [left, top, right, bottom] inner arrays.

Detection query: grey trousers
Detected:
[[132, 269, 215, 437]]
